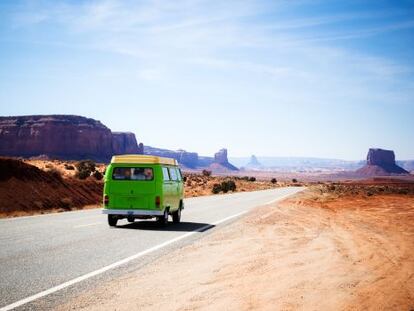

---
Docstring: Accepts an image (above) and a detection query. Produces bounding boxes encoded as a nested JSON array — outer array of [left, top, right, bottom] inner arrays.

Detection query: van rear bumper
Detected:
[[102, 209, 163, 216]]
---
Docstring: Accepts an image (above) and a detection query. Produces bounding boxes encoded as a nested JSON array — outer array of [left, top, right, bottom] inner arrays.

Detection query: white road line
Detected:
[[73, 222, 103, 228], [0, 210, 248, 311]]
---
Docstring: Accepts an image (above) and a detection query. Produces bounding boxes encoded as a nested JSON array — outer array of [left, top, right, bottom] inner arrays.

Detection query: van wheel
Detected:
[[172, 207, 181, 223], [108, 215, 118, 227], [157, 209, 169, 226]]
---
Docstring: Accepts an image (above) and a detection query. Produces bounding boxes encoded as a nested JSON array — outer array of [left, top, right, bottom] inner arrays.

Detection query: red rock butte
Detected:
[[356, 148, 409, 176], [0, 115, 143, 161], [0, 115, 239, 171]]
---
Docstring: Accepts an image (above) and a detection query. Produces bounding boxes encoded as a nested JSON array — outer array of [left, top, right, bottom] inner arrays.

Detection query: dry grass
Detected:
[[183, 173, 298, 197], [295, 179, 414, 209]]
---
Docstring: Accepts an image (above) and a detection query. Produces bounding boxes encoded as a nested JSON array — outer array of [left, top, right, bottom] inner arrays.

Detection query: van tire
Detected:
[[108, 215, 118, 227], [157, 209, 169, 226], [172, 207, 181, 223]]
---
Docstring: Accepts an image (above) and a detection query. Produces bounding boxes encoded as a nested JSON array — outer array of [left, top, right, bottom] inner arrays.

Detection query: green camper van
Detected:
[[102, 155, 184, 226]]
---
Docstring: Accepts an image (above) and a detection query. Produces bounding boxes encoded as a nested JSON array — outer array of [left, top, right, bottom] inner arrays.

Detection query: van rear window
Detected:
[[169, 167, 178, 181], [112, 167, 154, 181], [162, 167, 170, 181]]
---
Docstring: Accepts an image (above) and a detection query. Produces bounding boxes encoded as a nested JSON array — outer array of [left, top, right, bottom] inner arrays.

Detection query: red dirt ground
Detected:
[[0, 158, 102, 217]]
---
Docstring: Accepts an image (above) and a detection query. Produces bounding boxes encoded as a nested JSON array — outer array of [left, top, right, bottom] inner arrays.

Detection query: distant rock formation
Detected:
[[246, 155, 261, 168], [144, 146, 199, 168], [356, 148, 409, 176], [213, 148, 238, 171], [112, 132, 143, 155], [177, 150, 199, 168], [0, 115, 240, 170], [0, 115, 143, 161], [367, 148, 395, 166], [145, 146, 239, 170], [214, 149, 228, 165]]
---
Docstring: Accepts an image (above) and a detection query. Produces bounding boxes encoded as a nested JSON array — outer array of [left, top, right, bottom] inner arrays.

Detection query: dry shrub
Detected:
[[202, 169, 212, 177], [75, 160, 96, 180], [93, 171, 103, 180], [64, 164, 75, 170]]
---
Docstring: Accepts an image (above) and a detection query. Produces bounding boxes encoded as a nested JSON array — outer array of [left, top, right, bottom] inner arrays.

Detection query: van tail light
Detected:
[[104, 195, 109, 206], [155, 196, 161, 207]]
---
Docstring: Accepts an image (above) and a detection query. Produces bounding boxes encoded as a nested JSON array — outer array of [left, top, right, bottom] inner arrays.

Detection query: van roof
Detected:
[[111, 155, 178, 166]]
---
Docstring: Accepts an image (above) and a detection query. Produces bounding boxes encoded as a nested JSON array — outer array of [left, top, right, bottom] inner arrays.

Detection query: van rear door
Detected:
[[161, 166, 172, 209], [108, 166, 156, 210], [167, 167, 180, 210]]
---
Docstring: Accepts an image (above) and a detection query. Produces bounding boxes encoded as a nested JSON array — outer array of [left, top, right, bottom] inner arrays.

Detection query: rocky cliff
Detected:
[[112, 132, 143, 155], [0, 115, 143, 161], [145, 146, 239, 171], [367, 148, 395, 166], [144, 146, 199, 168], [0, 115, 239, 169], [356, 148, 409, 176], [213, 148, 238, 171]]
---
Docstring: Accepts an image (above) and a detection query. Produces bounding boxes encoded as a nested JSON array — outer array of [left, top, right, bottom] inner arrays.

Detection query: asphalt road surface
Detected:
[[0, 187, 303, 310]]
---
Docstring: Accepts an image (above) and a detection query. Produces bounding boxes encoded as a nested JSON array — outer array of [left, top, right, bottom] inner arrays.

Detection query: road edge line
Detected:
[[0, 210, 248, 311]]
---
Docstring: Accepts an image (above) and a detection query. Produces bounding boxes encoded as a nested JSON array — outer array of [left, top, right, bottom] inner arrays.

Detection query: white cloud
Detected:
[[8, 0, 414, 107], [137, 68, 162, 81]]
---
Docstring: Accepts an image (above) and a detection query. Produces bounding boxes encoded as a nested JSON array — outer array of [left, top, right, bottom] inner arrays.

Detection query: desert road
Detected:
[[0, 187, 302, 310]]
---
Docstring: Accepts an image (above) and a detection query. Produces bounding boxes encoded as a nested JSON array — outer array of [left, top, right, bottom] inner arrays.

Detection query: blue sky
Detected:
[[0, 0, 413, 160]]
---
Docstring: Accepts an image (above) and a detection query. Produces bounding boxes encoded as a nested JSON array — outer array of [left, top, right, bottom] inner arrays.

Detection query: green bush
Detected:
[[292, 178, 298, 183], [75, 160, 96, 180], [93, 171, 103, 180], [271, 178, 277, 184], [212, 183, 222, 194], [227, 180, 236, 191], [212, 180, 237, 194], [221, 181, 229, 193], [249, 177, 256, 182], [76, 170, 90, 180]]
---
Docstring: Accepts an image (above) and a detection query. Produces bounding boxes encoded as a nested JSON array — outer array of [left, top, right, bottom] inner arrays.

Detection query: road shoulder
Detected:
[[57, 189, 414, 311]]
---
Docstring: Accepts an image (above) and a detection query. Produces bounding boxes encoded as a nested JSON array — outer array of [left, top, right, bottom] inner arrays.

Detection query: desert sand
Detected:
[[57, 187, 414, 311]]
